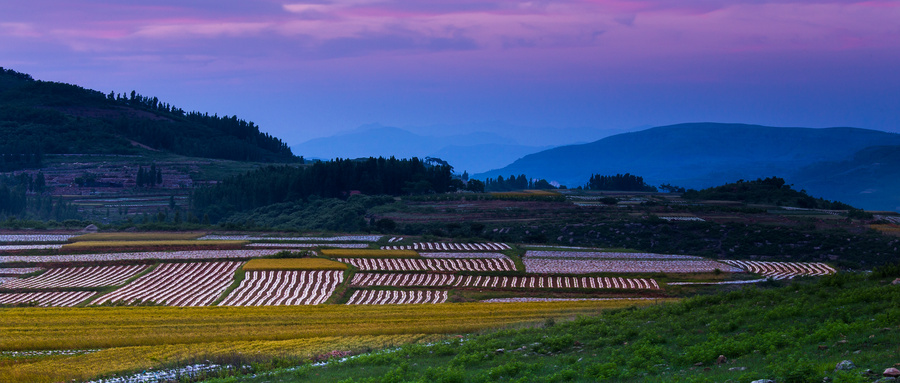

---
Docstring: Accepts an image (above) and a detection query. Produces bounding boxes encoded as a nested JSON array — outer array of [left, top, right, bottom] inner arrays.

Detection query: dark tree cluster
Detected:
[[136, 164, 163, 187], [483, 174, 557, 192], [585, 173, 658, 192], [192, 157, 454, 222], [0, 173, 77, 220], [0, 146, 43, 172], [682, 177, 854, 210]]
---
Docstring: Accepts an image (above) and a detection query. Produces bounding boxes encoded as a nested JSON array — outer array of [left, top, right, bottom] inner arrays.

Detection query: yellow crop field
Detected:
[[870, 224, 900, 236], [69, 232, 206, 242], [0, 334, 433, 383], [243, 258, 349, 271], [0, 301, 660, 351], [321, 249, 419, 258], [0, 300, 665, 382], [61, 240, 248, 250]]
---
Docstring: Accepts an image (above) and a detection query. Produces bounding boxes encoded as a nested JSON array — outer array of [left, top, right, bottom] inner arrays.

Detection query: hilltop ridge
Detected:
[[0, 68, 298, 166]]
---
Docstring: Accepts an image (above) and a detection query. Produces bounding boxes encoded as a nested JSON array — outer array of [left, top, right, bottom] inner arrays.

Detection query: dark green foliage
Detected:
[[870, 262, 900, 279], [217, 195, 396, 232], [192, 157, 452, 222], [682, 177, 853, 209], [586, 173, 658, 192], [484, 174, 557, 191], [0, 67, 296, 162]]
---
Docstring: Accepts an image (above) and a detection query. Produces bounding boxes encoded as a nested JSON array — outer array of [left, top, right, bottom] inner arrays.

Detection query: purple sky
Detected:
[[2, 0, 899, 145]]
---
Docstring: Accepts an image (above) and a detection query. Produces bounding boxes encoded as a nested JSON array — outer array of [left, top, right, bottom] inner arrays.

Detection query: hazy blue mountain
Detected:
[[475, 123, 900, 210], [793, 145, 900, 212], [291, 125, 550, 173]]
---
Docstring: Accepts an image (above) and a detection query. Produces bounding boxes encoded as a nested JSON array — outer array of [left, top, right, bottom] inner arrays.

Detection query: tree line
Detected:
[[682, 176, 854, 210], [483, 174, 558, 192], [192, 157, 454, 222], [584, 173, 658, 192]]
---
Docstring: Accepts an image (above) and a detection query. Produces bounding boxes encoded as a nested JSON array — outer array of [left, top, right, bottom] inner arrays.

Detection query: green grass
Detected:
[[202, 273, 900, 383]]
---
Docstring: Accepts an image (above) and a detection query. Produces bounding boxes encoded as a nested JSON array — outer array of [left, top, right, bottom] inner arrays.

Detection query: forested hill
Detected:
[[0, 68, 297, 165]]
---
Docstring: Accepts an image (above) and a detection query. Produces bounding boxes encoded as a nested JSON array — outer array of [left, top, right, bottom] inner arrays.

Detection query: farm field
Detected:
[[0, 300, 652, 383], [92, 262, 242, 306], [381, 242, 511, 251], [523, 258, 743, 274], [346, 289, 448, 304], [0, 224, 873, 383], [350, 273, 659, 290], [722, 260, 837, 279], [0, 249, 282, 263], [0, 265, 147, 289], [337, 257, 517, 272], [219, 270, 343, 306]]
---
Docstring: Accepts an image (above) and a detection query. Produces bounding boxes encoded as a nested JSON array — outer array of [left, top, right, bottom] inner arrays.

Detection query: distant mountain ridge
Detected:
[[291, 124, 552, 174], [475, 123, 900, 211]]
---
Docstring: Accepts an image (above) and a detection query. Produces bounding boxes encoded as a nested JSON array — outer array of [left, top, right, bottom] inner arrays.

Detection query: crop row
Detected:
[[524, 250, 703, 260], [419, 252, 509, 259], [523, 259, 743, 274], [0, 244, 63, 251], [346, 290, 448, 305], [1, 265, 148, 289], [387, 237, 404, 243], [457, 275, 659, 290], [351, 273, 459, 287], [219, 270, 343, 306], [381, 242, 510, 251], [0, 267, 44, 275], [200, 235, 383, 242], [721, 260, 836, 280], [243, 258, 348, 271], [0, 234, 75, 243], [0, 249, 281, 264], [0, 291, 94, 307], [337, 257, 516, 272], [247, 243, 369, 248], [93, 262, 242, 306], [322, 249, 419, 258], [350, 273, 658, 290], [0, 277, 14, 286]]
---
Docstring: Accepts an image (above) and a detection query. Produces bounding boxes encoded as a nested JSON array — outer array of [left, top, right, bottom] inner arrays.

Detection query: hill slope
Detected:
[[475, 123, 900, 210], [793, 145, 900, 211], [0, 68, 297, 165]]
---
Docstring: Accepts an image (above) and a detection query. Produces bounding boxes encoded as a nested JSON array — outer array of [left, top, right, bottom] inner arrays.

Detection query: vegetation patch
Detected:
[[321, 249, 420, 258], [243, 258, 349, 271]]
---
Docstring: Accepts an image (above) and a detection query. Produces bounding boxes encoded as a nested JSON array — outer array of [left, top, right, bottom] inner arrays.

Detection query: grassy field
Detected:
[[320, 249, 420, 258], [0, 300, 655, 382], [201, 274, 900, 383], [243, 258, 349, 271]]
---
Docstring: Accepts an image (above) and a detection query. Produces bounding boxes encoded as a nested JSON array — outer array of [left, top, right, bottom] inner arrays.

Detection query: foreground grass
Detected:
[[206, 274, 900, 383], [0, 300, 653, 382]]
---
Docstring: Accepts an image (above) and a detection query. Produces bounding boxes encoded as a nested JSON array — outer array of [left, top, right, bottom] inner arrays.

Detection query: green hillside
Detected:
[[204, 272, 900, 383], [0, 68, 297, 168]]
